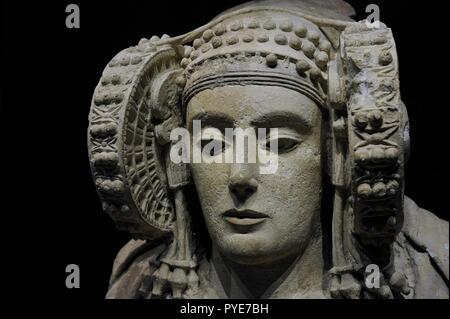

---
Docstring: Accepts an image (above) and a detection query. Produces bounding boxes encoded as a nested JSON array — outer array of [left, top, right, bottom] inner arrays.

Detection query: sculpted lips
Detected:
[[222, 209, 269, 226]]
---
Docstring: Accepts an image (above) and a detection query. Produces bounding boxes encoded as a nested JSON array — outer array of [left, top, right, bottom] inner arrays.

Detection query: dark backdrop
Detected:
[[1, 0, 448, 298]]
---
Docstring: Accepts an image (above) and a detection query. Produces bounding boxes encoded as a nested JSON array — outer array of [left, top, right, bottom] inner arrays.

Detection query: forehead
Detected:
[[186, 85, 320, 128]]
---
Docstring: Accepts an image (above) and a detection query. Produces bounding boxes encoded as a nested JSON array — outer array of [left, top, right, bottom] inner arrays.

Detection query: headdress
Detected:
[[180, 11, 332, 108], [88, 0, 410, 298]]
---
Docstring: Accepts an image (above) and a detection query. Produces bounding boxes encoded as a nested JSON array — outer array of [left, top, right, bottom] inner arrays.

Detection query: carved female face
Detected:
[[187, 85, 322, 265]]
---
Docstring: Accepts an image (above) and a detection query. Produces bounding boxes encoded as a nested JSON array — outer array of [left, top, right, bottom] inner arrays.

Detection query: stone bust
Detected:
[[88, 0, 448, 299]]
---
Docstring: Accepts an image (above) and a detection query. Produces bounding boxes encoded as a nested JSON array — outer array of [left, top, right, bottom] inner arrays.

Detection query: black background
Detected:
[[0, 0, 448, 298]]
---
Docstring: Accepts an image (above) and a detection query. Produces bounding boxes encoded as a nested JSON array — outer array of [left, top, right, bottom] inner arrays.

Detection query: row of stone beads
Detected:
[[265, 54, 326, 84], [96, 35, 174, 106], [354, 146, 400, 164], [91, 44, 134, 152], [211, 18, 329, 47], [183, 32, 329, 65], [107, 34, 170, 69], [357, 179, 400, 199], [180, 20, 331, 69], [181, 36, 329, 79]]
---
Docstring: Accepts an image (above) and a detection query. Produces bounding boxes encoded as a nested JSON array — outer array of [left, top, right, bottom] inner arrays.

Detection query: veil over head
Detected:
[[88, 0, 410, 298]]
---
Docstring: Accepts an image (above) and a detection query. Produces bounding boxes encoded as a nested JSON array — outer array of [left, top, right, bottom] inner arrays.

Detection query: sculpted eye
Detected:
[[265, 137, 301, 154], [201, 138, 226, 156], [199, 127, 228, 157]]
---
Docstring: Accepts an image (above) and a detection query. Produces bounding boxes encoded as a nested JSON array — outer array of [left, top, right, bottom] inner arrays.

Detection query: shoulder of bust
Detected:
[[402, 196, 449, 283], [106, 239, 166, 299]]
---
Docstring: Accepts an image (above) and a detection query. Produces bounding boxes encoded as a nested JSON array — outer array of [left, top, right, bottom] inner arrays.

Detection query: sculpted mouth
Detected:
[[222, 209, 269, 226]]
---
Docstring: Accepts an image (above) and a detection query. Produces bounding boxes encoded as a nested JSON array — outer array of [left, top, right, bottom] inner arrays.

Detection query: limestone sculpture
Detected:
[[87, 0, 449, 298]]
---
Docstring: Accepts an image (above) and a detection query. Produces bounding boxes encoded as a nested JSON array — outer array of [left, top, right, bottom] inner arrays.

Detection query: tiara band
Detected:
[[182, 70, 326, 109]]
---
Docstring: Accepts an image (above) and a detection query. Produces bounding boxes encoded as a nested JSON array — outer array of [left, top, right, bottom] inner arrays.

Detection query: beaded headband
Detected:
[[88, 2, 409, 298], [178, 11, 333, 108]]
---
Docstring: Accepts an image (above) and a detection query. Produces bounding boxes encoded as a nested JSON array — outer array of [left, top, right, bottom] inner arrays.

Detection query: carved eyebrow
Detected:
[[250, 111, 312, 133], [189, 112, 235, 131]]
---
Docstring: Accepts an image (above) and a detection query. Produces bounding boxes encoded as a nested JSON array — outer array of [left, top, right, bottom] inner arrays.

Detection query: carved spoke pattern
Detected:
[[124, 81, 173, 230], [88, 41, 178, 240]]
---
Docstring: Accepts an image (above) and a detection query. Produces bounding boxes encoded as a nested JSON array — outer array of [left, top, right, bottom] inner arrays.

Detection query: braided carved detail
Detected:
[[341, 23, 405, 245], [88, 38, 183, 240]]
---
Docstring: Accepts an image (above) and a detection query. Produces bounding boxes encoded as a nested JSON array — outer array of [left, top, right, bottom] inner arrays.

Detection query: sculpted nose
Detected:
[[229, 163, 258, 204]]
